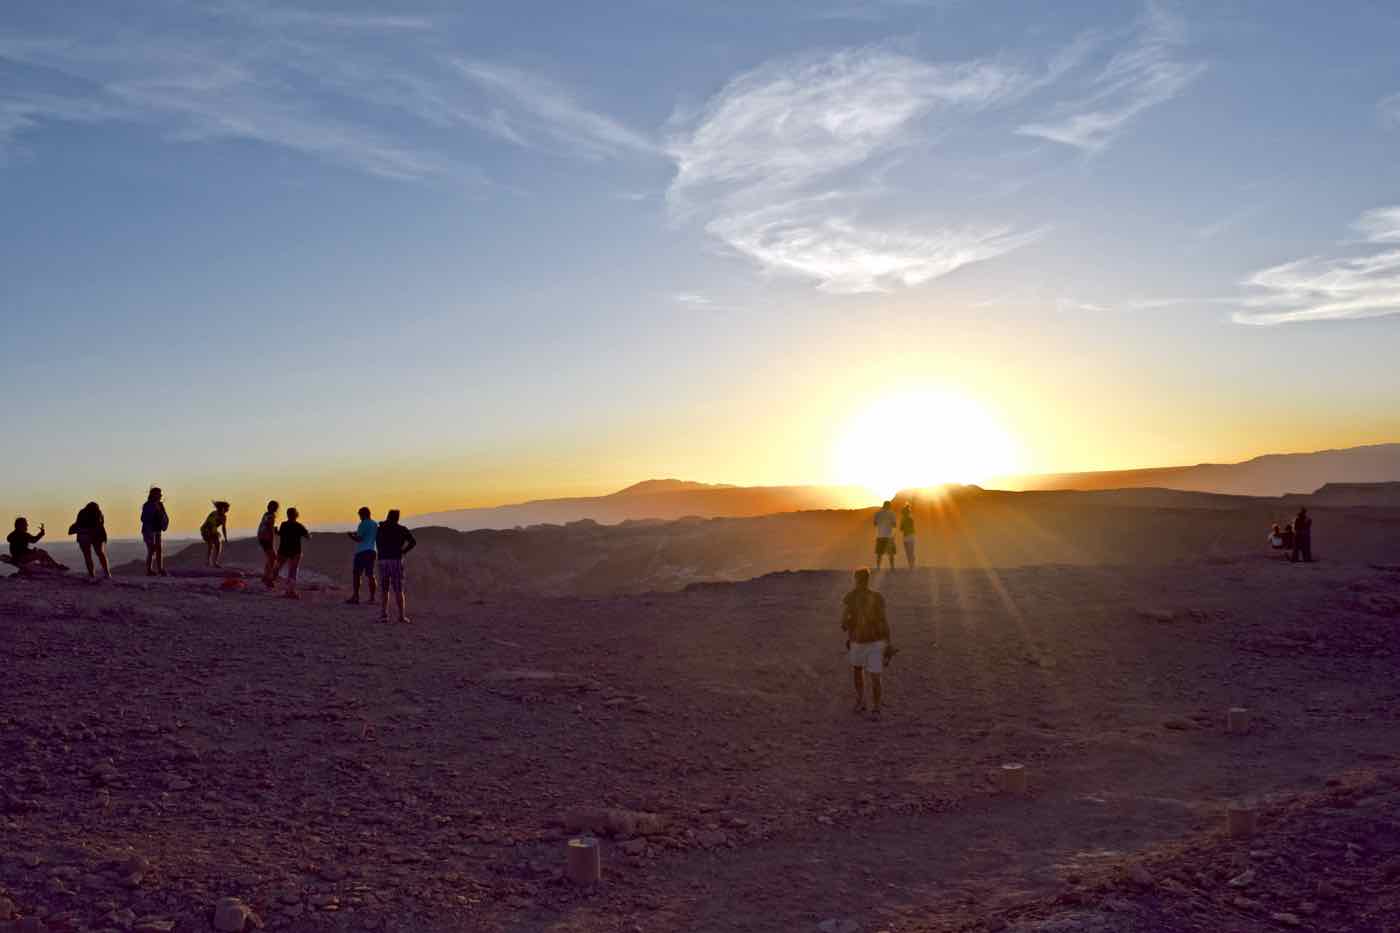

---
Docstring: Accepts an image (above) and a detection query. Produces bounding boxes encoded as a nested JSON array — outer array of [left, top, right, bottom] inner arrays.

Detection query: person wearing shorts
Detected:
[[275, 507, 310, 599], [257, 501, 280, 586], [140, 487, 170, 576], [873, 500, 898, 571], [840, 567, 892, 716], [374, 509, 417, 625], [201, 500, 231, 568], [346, 506, 378, 605]]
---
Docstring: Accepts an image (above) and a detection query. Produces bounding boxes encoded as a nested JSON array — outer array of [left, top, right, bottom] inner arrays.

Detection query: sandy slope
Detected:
[[2, 557, 1399, 932]]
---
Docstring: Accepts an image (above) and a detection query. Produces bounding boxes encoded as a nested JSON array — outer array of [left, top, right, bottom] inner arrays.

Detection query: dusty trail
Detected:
[[1, 558, 1398, 931]]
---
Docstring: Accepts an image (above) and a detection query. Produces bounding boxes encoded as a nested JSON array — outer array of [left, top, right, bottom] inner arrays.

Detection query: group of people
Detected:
[[872, 500, 917, 570], [7, 490, 420, 625], [1268, 506, 1315, 562]]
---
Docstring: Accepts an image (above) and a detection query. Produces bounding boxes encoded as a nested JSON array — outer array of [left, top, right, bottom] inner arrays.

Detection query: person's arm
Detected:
[[34, 526, 45, 543], [160, 505, 170, 531], [348, 532, 362, 542], [401, 528, 417, 556], [876, 595, 891, 642], [302, 525, 311, 539]]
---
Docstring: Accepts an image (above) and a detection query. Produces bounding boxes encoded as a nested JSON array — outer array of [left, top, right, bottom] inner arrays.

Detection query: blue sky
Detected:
[[4, 0, 1400, 532]]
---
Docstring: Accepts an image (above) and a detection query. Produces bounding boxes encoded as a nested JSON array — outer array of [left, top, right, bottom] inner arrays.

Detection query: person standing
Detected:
[[69, 502, 111, 580], [375, 509, 417, 625], [201, 501, 231, 568], [899, 501, 917, 569], [841, 568, 891, 716], [257, 501, 280, 586], [141, 487, 170, 576], [1293, 507, 1313, 563], [346, 506, 378, 605], [275, 507, 310, 599], [873, 500, 898, 571]]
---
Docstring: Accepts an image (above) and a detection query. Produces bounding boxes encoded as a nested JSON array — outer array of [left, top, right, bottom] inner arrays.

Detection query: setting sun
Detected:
[[831, 390, 1020, 496]]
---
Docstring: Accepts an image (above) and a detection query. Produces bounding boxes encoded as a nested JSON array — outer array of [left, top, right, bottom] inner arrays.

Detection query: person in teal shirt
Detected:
[[346, 506, 378, 604]]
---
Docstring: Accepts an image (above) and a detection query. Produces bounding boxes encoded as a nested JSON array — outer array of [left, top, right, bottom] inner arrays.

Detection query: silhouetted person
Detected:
[[202, 500, 231, 568], [900, 501, 917, 569], [141, 487, 170, 576], [346, 506, 378, 605], [841, 567, 892, 716], [275, 507, 310, 599], [8, 517, 65, 570], [69, 502, 111, 580], [375, 509, 417, 625], [1293, 507, 1313, 563], [873, 500, 897, 571], [1280, 522, 1295, 558], [257, 500, 280, 587], [1268, 523, 1284, 550]]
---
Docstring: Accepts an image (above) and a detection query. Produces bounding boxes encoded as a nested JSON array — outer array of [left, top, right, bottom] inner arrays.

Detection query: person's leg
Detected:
[[379, 571, 391, 621], [395, 583, 408, 623], [349, 559, 362, 603], [852, 666, 866, 711], [145, 536, 156, 575], [79, 541, 95, 578], [155, 537, 165, 575], [870, 673, 883, 714], [95, 541, 111, 578], [367, 561, 377, 602], [213, 537, 223, 567], [284, 556, 300, 596]]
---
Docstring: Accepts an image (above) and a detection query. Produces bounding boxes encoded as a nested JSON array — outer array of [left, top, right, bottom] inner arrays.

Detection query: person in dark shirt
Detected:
[[375, 509, 417, 625], [7, 517, 66, 570], [140, 487, 170, 576], [69, 502, 111, 580], [840, 567, 893, 716], [1292, 507, 1314, 563], [274, 507, 311, 599]]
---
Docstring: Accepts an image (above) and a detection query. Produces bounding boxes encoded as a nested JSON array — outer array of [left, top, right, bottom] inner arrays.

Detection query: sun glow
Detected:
[[831, 390, 1020, 496]]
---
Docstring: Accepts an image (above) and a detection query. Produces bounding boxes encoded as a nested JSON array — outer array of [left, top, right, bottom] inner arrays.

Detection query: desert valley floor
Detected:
[[3, 557, 1400, 932]]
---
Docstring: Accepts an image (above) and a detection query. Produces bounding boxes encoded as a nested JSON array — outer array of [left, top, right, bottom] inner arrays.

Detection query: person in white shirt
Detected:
[[872, 500, 898, 570]]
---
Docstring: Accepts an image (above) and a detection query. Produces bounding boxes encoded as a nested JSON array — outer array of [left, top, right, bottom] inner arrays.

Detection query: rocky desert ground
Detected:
[[3, 546, 1400, 932]]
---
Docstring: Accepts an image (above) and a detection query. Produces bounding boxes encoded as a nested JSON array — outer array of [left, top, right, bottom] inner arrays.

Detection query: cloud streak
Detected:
[[666, 47, 1037, 293], [1234, 207, 1400, 325], [1017, 3, 1204, 152]]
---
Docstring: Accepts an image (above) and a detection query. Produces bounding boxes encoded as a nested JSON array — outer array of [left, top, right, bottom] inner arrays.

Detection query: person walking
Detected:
[[140, 487, 170, 576], [899, 501, 917, 569], [346, 506, 378, 605], [1293, 507, 1314, 563], [841, 568, 892, 716], [873, 500, 898, 571], [375, 509, 417, 624], [257, 501, 280, 586], [7, 517, 66, 570], [201, 501, 231, 568], [69, 502, 111, 580], [275, 507, 310, 599]]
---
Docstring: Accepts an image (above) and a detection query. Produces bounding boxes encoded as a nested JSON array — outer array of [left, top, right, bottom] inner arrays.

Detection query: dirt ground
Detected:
[[2, 555, 1399, 932]]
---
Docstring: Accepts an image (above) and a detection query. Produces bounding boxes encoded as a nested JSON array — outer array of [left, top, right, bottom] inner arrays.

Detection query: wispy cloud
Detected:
[[1017, 3, 1204, 152], [1235, 207, 1400, 325], [666, 47, 1038, 293], [1379, 91, 1400, 129], [452, 60, 656, 159]]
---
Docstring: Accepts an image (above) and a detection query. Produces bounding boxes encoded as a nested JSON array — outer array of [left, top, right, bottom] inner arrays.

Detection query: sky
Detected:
[[4, 0, 1400, 534]]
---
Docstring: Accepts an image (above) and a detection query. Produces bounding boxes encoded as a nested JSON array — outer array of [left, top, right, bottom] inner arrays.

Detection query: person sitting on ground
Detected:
[[7, 517, 66, 570], [346, 506, 378, 605], [1293, 507, 1314, 563], [873, 500, 898, 571], [275, 507, 310, 599], [1280, 521, 1295, 559], [257, 501, 280, 586], [69, 502, 111, 580], [375, 509, 417, 625], [201, 500, 231, 568], [1268, 523, 1285, 550], [141, 487, 170, 576], [841, 567, 892, 717]]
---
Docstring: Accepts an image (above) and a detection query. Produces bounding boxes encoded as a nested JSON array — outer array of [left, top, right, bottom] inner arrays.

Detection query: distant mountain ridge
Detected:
[[1000, 443, 1400, 498], [409, 482, 867, 532]]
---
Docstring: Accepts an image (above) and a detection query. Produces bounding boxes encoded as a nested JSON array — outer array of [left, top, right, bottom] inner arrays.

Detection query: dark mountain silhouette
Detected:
[[999, 443, 1400, 497], [409, 481, 867, 531]]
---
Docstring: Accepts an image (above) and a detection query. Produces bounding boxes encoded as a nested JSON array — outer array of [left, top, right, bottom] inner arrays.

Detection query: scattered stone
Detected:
[[132, 919, 176, 933], [213, 896, 257, 932], [563, 807, 668, 838], [317, 864, 348, 882], [0, 898, 14, 921], [1126, 864, 1153, 887], [1228, 868, 1255, 888], [619, 839, 648, 856], [695, 829, 728, 848], [1271, 913, 1301, 927]]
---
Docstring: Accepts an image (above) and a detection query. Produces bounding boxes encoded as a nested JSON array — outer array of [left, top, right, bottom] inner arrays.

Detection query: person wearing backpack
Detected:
[[140, 487, 170, 576]]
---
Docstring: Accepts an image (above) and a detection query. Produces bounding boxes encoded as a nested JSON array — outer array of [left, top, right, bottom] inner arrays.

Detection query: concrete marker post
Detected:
[[1227, 707, 1251, 734], [566, 836, 601, 885], [1001, 763, 1027, 795], [1227, 804, 1257, 838]]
